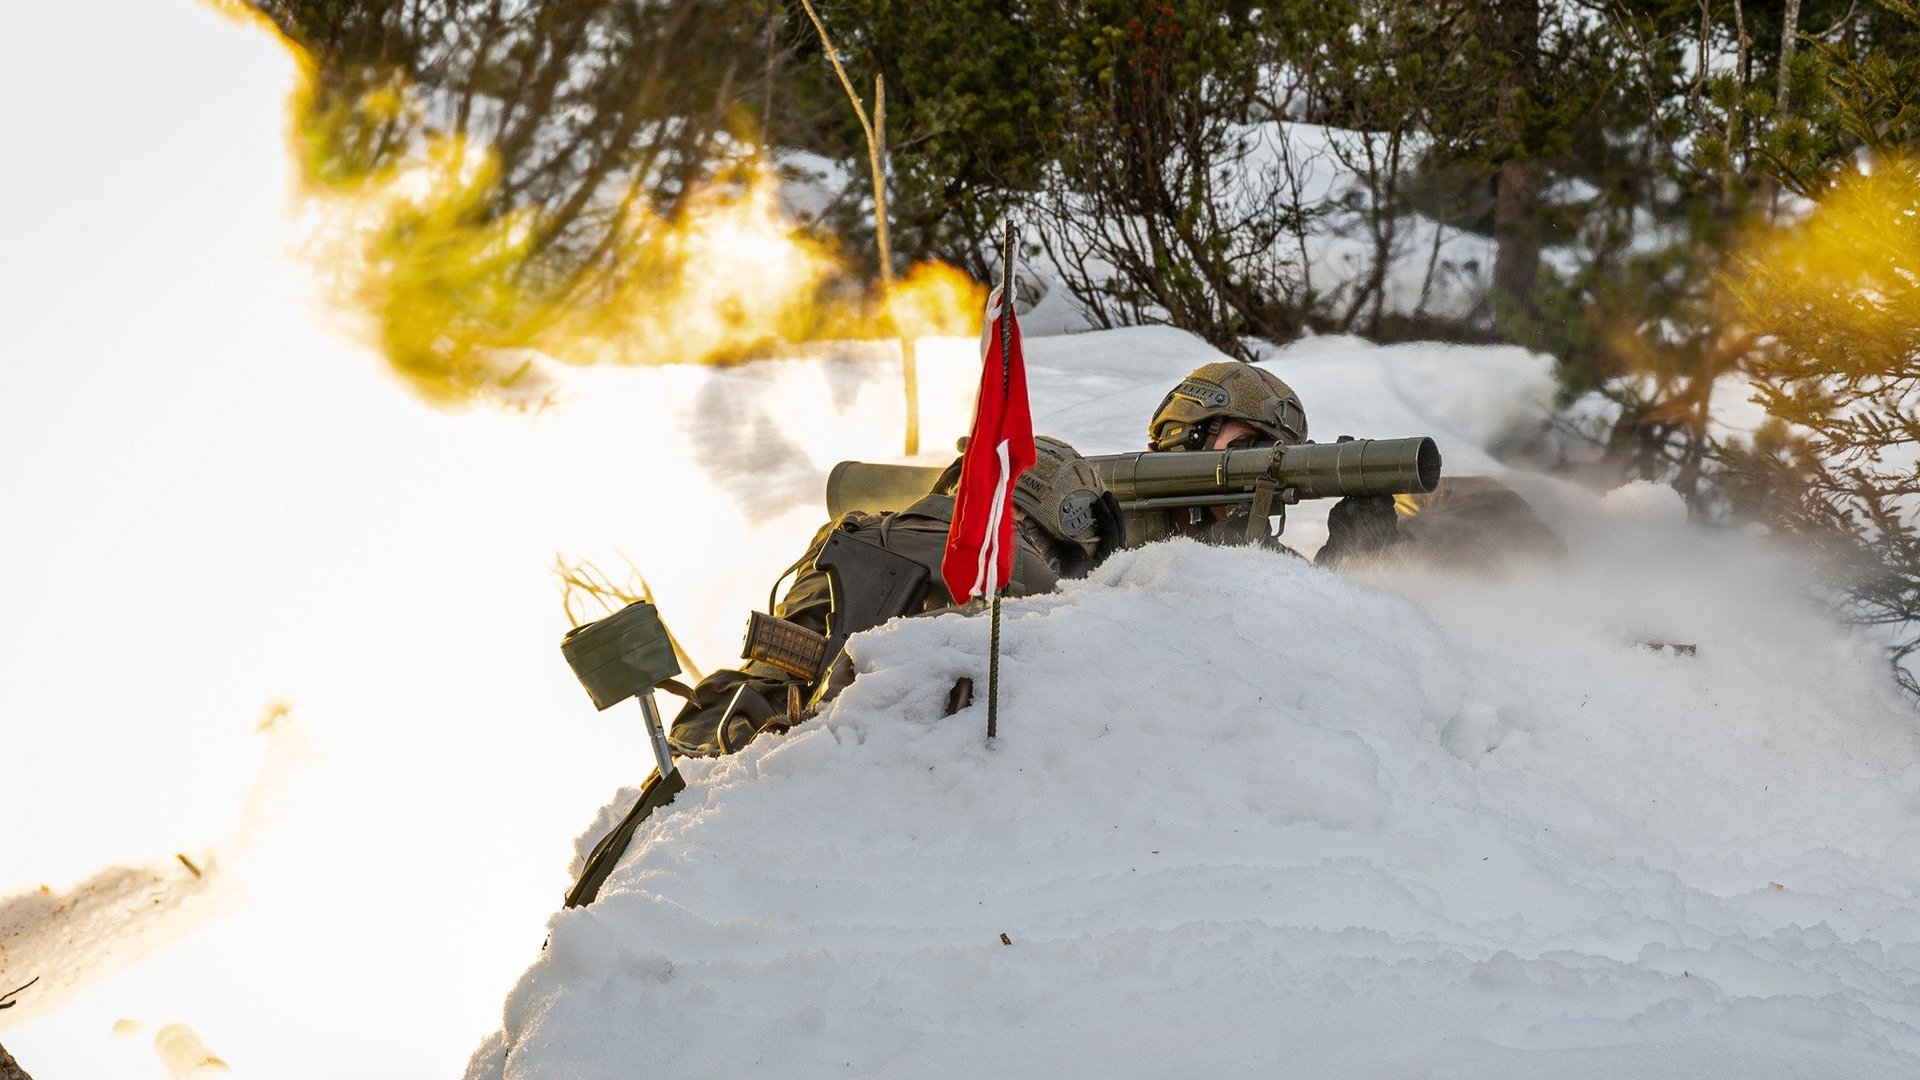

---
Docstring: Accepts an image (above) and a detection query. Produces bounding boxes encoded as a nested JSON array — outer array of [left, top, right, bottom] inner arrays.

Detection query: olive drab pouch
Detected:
[[560, 601, 682, 710]]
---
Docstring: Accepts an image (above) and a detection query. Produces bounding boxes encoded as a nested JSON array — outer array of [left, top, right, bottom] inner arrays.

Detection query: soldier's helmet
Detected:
[[1013, 435, 1115, 565], [937, 435, 1123, 575], [1147, 361, 1308, 452]]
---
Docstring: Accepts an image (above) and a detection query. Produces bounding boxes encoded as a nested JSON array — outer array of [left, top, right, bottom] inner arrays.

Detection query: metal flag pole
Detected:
[[988, 220, 1015, 740]]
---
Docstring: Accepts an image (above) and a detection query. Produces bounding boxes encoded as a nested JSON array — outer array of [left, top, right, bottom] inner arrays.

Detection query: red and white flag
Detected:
[[941, 284, 1035, 604]]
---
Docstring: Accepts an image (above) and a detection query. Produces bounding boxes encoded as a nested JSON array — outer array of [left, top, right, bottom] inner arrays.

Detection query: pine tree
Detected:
[[1721, 1, 1920, 687]]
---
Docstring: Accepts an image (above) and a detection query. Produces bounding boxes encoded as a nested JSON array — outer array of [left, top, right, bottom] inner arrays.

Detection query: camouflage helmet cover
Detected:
[[1012, 435, 1109, 556], [1148, 361, 1308, 450]]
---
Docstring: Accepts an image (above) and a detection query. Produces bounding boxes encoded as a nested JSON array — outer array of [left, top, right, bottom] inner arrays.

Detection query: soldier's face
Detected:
[[1211, 419, 1262, 451], [1203, 419, 1265, 521]]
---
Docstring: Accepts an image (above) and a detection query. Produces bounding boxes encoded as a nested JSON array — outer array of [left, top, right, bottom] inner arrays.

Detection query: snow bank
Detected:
[[472, 483, 1920, 1077], [456, 278, 1920, 1080], [472, 438, 1920, 1076]]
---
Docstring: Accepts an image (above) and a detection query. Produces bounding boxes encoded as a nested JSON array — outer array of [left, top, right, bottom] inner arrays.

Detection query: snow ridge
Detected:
[[473, 526, 1920, 1078]]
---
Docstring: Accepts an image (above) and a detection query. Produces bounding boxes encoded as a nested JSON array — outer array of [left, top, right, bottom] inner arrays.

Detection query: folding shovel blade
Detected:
[[560, 601, 682, 711]]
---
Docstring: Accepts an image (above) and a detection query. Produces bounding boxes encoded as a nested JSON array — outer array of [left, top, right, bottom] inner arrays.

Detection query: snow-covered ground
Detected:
[[465, 339, 1920, 1077], [6, 3, 1920, 1079]]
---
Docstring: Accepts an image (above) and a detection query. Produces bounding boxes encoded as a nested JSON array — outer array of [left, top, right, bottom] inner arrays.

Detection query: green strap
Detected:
[[563, 767, 687, 908]]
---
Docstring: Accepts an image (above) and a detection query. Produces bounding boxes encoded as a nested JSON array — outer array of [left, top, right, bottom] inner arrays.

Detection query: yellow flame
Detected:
[[574, 166, 850, 369], [294, 138, 524, 404], [197, 0, 276, 28], [883, 262, 990, 341], [1727, 158, 1920, 360], [233, 9, 985, 406]]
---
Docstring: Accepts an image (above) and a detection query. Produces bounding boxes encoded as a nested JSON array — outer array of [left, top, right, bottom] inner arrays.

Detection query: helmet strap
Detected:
[[1186, 417, 1222, 452]]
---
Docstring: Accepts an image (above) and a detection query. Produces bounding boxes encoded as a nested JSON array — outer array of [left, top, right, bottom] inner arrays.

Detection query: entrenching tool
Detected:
[[559, 601, 684, 908]]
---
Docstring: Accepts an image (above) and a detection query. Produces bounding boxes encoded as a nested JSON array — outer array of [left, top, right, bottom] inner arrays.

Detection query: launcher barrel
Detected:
[[1094, 436, 1441, 508], [822, 437, 1442, 522]]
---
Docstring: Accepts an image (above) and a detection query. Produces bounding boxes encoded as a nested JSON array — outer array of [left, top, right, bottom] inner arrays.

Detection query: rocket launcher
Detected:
[[826, 436, 1442, 544], [1095, 436, 1441, 542]]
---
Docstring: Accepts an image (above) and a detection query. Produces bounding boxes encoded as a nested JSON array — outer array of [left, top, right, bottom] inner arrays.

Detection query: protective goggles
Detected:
[[1150, 418, 1267, 453]]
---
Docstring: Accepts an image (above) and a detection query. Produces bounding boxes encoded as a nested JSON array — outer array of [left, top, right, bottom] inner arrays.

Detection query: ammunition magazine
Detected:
[[742, 611, 831, 680], [738, 528, 934, 701]]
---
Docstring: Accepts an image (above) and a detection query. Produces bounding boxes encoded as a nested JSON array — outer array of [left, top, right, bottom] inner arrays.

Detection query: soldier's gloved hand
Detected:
[[1316, 494, 1403, 568]]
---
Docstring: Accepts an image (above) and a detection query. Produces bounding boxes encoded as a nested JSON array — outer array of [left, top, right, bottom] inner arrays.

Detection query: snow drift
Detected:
[[469, 345, 1920, 1078]]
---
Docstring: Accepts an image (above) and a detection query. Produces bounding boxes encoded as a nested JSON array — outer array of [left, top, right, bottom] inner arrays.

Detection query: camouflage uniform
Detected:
[[669, 437, 1120, 757]]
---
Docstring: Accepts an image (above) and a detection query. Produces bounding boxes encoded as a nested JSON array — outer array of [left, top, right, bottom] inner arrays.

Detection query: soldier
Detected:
[[1144, 360, 1385, 560], [1145, 360, 1563, 569], [667, 435, 1123, 757]]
